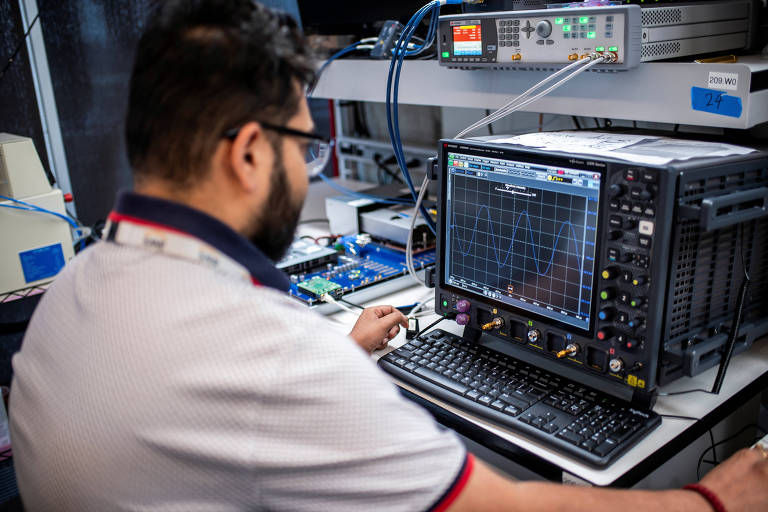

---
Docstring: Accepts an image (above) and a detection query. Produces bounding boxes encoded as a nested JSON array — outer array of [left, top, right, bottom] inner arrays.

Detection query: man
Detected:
[[9, 1, 768, 510]]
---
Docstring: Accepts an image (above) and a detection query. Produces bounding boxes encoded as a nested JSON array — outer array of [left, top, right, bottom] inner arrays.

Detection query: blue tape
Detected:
[[691, 87, 742, 118], [19, 243, 66, 283]]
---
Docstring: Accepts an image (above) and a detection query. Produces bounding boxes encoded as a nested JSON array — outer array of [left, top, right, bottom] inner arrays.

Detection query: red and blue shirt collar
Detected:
[[108, 191, 290, 292]]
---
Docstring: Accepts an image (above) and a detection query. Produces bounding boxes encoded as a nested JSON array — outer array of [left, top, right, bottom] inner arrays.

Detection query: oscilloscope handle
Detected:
[[427, 156, 439, 181], [686, 186, 768, 232]]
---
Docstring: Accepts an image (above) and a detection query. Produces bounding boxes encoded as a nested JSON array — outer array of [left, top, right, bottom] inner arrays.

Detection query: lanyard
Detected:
[[103, 212, 257, 286]]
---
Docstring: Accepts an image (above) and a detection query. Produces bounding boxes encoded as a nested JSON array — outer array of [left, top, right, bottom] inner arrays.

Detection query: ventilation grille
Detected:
[[669, 218, 768, 342], [641, 41, 681, 59], [667, 166, 768, 345], [681, 168, 768, 205], [641, 8, 683, 26]]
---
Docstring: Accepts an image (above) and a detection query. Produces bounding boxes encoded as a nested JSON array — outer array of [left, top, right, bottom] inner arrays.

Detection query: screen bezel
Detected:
[[438, 140, 606, 337]]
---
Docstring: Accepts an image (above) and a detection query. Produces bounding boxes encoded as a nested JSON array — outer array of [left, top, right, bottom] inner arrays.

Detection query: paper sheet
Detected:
[[491, 131, 756, 165]]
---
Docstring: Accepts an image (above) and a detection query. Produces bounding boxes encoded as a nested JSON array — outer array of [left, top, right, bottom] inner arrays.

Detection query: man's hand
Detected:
[[348, 305, 409, 354], [694, 446, 768, 511]]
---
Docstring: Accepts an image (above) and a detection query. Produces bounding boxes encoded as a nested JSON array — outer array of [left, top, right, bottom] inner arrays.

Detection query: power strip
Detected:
[[438, 5, 642, 70]]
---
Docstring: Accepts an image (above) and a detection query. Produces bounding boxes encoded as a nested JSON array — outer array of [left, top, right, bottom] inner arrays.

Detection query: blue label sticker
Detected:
[[19, 244, 66, 283], [691, 87, 742, 118]]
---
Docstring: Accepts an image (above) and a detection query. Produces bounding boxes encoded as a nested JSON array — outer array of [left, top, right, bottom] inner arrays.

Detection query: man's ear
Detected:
[[228, 121, 271, 192]]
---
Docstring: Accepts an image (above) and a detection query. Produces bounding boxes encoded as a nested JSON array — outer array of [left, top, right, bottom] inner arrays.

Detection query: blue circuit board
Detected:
[[288, 235, 435, 306]]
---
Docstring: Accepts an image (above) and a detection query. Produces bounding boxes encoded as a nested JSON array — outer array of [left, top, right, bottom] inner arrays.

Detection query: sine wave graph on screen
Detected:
[[448, 172, 598, 321]]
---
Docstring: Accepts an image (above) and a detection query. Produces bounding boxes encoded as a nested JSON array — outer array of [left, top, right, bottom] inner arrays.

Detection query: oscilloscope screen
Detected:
[[442, 149, 601, 332]]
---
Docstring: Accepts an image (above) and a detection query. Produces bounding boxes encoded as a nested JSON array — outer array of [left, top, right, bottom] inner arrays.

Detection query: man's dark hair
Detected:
[[125, 0, 315, 186]]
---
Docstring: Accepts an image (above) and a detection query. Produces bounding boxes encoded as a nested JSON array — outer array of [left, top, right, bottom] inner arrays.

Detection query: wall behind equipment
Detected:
[[28, 0, 301, 227], [0, 1, 50, 183]]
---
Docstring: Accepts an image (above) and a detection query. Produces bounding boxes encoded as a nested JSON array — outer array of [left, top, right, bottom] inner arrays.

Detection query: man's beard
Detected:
[[249, 153, 304, 262]]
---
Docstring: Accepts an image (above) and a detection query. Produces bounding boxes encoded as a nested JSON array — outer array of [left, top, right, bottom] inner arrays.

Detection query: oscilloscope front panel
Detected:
[[435, 139, 676, 395]]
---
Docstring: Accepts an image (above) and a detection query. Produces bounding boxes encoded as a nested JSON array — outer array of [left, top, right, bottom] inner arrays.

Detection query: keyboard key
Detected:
[[519, 412, 536, 424], [405, 362, 418, 371], [478, 395, 493, 406], [466, 389, 481, 400], [557, 430, 583, 445], [491, 400, 505, 411], [503, 405, 521, 416], [413, 367, 470, 395], [499, 393, 530, 411], [594, 439, 618, 456], [543, 422, 559, 434]]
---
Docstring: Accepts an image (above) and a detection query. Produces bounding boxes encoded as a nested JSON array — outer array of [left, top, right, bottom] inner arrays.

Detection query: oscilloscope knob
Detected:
[[601, 267, 619, 280], [599, 288, 616, 301], [527, 329, 541, 343], [608, 184, 625, 198], [598, 308, 616, 321], [596, 328, 613, 341], [456, 299, 471, 313]]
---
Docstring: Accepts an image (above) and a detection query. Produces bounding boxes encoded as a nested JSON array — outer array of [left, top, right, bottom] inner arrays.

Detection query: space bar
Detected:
[[413, 368, 470, 395]]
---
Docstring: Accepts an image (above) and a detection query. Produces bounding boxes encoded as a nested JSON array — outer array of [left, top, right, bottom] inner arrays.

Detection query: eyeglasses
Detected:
[[223, 122, 333, 177]]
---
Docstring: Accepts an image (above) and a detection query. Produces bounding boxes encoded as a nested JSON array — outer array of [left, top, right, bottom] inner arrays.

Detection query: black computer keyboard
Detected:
[[378, 329, 661, 467]]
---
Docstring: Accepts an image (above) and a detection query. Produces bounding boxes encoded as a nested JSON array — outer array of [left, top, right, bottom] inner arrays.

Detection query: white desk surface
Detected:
[[299, 179, 768, 487]]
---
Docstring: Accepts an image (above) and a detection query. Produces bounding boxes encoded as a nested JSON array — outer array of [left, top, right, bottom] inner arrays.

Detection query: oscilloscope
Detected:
[[434, 138, 768, 404]]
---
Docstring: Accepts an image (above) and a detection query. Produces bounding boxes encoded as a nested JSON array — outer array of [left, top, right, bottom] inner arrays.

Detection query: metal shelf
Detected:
[[311, 57, 768, 129]]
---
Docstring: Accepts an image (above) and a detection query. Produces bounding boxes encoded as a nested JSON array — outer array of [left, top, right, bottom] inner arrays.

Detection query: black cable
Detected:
[[659, 388, 716, 397], [0, 13, 40, 83], [339, 298, 365, 310], [485, 109, 494, 136], [696, 423, 764, 480], [373, 154, 405, 184], [660, 414, 701, 421], [709, 429, 719, 464], [572, 116, 582, 130], [414, 313, 456, 340], [711, 224, 751, 394], [298, 218, 330, 225]]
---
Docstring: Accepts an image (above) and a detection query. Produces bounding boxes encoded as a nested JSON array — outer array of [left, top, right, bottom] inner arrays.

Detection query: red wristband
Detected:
[[683, 483, 727, 512]]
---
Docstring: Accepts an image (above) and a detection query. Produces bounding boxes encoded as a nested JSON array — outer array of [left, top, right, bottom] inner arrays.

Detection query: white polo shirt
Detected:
[[10, 192, 471, 511]]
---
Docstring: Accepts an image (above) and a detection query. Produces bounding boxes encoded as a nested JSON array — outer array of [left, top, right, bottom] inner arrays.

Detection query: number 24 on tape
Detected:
[[691, 86, 742, 118]]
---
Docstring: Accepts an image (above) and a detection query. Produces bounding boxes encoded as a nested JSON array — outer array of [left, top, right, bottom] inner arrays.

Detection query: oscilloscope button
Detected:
[[621, 270, 633, 283], [608, 230, 622, 241], [640, 170, 657, 183], [616, 312, 629, 324], [609, 199, 620, 211]]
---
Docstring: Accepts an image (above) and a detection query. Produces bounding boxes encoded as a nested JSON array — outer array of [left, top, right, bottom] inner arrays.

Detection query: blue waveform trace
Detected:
[[451, 204, 589, 277]]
